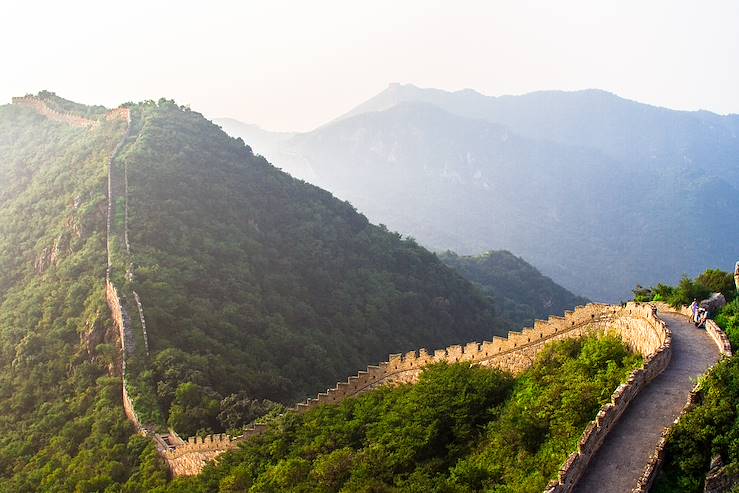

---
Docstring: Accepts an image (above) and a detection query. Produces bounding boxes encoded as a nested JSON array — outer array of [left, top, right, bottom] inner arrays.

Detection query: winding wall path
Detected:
[[13, 96, 731, 488], [572, 310, 721, 493]]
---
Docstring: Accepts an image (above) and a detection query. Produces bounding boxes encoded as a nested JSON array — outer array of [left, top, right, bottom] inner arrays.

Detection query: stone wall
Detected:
[[705, 319, 733, 357], [163, 425, 268, 476], [101, 107, 149, 437], [632, 388, 701, 493], [648, 304, 731, 358], [106, 280, 144, 434], [132, 291, 150, 355], [704, 459, 739, 493], [290, 303, 669, 413], [631, 302, 733, 493], [12, 96, 97, 128], [164, 302, 669, 477], [544, 304, 672, 493], [106, 107, 130, 123]]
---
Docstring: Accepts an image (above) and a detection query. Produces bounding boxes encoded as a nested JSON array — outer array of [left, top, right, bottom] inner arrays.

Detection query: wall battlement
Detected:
[[106, 107, 131, 123], [102, 107, 149, 440], [164, 302, 672, 481], [162, 424, 269, 476], [12, 96, 97, 127], [289, 302, 669, 414], [12, 95, 130, 128], [630, 302, 732, 493]]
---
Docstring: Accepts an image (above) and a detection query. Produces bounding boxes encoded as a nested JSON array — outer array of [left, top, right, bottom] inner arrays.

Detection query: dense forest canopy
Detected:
[[0, 93, 583, 490], [439, 250, 588, 329], [640, 269, 739, 492], [161, 335, 640, 493], [0, 92, 661, 491], [0, 99, 167, 492], [120, 100, 511, 435]]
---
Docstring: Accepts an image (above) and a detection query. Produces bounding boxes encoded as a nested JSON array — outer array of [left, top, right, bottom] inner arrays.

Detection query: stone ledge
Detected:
[[630, 302, 732, 493]]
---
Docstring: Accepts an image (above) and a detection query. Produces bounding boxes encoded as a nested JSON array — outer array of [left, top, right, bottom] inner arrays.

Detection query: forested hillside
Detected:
[[631, 269, 738, 493], [0, 97, 167, 492], [161, 335, 640, 492], [121, 100, 506, 435], [0, 93, 536, 490], [224, 85, 739, 301], [439, 251, 588, 328]]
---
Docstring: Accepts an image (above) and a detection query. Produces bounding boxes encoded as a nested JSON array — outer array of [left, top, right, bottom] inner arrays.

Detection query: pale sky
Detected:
[[2, 0, 738, 132]]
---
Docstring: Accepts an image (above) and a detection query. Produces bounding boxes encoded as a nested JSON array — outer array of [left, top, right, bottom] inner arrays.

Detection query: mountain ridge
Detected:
[[218, 86, 739, 301], [0, 92, 593, 489]]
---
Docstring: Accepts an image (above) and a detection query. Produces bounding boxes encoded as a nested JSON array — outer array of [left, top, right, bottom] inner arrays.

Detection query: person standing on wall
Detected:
[[735, 261, 739, 292], [690, 298, 699, 323]]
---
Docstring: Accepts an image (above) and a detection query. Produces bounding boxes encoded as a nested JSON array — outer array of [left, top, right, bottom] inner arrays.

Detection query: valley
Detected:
[[0, 92, 735, 493], [218, 85, 739, 302]]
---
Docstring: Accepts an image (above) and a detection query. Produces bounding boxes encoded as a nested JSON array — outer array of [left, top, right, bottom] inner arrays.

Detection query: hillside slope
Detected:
[[439, 251, 589, 328], [233, 93, 739, 301], [0, 93, 533, 492], [163, 335, 641, 492], [120, 100, 508, 428], [0, 96, 168, 492], [334, 84, 739, 185]]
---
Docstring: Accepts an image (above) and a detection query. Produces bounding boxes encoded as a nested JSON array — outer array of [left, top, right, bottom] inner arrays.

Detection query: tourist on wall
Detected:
[[689, 298, 699, 323]]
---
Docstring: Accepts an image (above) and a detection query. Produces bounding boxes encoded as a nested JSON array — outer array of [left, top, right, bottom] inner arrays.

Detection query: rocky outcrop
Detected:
[[704, 456, 739, 493], [701, 293, 727, 315]]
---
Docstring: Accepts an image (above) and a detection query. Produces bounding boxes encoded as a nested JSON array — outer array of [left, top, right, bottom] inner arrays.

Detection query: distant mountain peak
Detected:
[[255, 83, 739, 301]]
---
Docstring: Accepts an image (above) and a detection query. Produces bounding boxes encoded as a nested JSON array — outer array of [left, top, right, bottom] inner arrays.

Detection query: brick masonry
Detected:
[[169, 302, 672, 477], [630, 303, 732, 493], [16, 96, 728, 487]]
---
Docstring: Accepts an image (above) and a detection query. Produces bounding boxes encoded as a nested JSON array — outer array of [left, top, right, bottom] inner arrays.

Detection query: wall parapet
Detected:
[[544, 303, 672, 493], [141, 303, 673, 478], [652, 302, 732, 357], [12, 96, 97, 128], [630, 302, 732, 493], [106, 279, 145, 435], [161, 423, 269, 476], [290, 302, 670, 415], [102, 106, 151, 440]]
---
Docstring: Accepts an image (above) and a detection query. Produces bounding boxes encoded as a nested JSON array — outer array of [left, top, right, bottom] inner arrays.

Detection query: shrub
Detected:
[[697, 270, 737, 302], [169, 335, 640, 492]]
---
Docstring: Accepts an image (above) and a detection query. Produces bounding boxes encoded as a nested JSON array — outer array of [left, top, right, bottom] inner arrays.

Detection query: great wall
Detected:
[[12, 95, 734, 491], [12, 96, 98, 128]]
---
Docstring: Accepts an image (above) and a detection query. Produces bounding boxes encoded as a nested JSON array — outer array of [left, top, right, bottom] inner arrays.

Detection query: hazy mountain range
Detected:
[[217, 84, 739, 301]]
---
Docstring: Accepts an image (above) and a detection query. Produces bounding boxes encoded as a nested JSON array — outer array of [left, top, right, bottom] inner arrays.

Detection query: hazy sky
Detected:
[[3, 0, 738, 131]]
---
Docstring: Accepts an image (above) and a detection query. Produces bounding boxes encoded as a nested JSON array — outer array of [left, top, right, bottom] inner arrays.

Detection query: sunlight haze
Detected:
[[2, 0, 738, 131]]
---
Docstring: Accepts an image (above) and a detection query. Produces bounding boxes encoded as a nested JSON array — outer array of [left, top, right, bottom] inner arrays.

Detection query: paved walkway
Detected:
[[573, 311, 720, 493]]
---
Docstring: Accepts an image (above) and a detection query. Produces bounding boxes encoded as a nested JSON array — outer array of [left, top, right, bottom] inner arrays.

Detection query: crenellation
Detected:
[[366, 365, 384, 379], [12, 96, 98, 128], [446, 345, 463, 362], [463, 342, 480, 361], [533, 319, 548, 333], [131, 298, 727, 481], [477, 340, 492, 357], [401, 350, 417, 368]]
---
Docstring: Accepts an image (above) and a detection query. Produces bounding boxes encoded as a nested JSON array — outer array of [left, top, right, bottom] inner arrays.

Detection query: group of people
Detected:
[[688, 262, 739, 328], [689, 298, 708, 328]]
